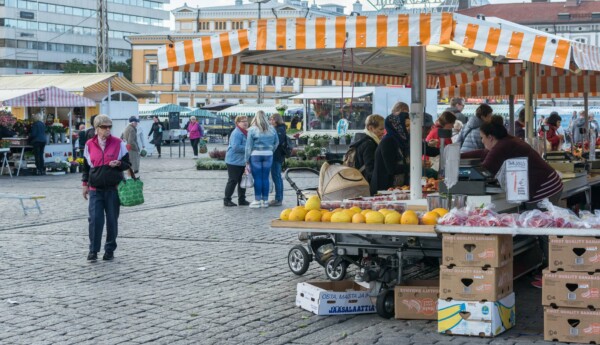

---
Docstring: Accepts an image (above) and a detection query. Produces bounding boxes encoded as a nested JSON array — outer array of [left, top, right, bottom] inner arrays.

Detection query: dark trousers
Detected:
[[32, 142, 45, 173], [190, 138, 199, 156], [88, 189, 120, 253], [153, 139, 161, 155], [224, 164, 246, 202]]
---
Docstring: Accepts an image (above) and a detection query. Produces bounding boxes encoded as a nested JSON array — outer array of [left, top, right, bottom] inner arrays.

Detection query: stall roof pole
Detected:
[[410, 46, 425, 201], [584, 92, 589, 155], [107, 79, 112, 118], [509, 95, 515, 136], [524, 62, 534, 142]]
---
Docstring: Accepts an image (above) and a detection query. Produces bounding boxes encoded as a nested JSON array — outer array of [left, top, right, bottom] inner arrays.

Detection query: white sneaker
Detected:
[[249, 200, 262, 209], [261, 200, 269, 208], [193, 156, 199, 159]]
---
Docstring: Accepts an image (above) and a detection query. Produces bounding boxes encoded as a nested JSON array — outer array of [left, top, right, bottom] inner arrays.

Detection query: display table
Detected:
[[271, 220, 436, 237], [10, 145, 32, 176], [0, 148, 11, 178]]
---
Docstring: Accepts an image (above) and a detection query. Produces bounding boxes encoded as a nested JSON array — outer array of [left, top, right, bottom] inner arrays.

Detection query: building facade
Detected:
[[129, 0, 353, 106], [0, 0, 170, 74]]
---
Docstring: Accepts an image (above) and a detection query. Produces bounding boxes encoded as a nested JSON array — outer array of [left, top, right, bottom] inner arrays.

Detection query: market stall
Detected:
[[0, 86, 96, 175]]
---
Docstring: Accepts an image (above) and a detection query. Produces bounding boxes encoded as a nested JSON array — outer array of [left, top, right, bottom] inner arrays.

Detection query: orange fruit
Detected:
[[352, 213, 366, 223], [432, 208, 449, 217], [400, 210, 419, 225], [321, 211, 333, 222], [421, 211, 440, 225]]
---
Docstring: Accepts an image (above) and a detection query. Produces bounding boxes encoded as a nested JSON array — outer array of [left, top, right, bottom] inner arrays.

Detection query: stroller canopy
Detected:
[[318, 162, 370, 201]]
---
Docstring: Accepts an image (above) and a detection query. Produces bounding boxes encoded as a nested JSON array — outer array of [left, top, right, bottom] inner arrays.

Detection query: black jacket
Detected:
[[370, 136, 407, 195], [352, 135, 377, 183], [148, 122, 164, 142], [273, 124, 287, 163], [0, 125, 15, 139]]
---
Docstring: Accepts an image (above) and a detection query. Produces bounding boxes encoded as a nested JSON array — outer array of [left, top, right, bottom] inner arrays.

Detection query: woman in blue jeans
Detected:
[[245, 110, 279, 209], [269, 113, 287, 206]]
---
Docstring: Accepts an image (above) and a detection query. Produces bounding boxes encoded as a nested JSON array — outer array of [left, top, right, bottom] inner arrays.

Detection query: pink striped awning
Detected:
[[1, 86, 96, 107]]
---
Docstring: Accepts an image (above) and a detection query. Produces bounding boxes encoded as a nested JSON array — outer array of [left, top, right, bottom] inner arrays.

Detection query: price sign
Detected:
[[505, 158, 529, 203]]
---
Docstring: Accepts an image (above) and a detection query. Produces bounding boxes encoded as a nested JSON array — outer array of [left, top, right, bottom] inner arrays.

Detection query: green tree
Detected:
[[62, 58, 132, 81]]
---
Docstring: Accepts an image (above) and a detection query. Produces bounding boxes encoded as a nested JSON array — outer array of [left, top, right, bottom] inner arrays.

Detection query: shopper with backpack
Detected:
[[269, 113, 287, 206], [343, 114, 384, 184], [370, 113, 410, 195]]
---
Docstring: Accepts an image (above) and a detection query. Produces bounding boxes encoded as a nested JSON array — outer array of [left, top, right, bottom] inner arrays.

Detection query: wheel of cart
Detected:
[[287, 234, 336, 276]]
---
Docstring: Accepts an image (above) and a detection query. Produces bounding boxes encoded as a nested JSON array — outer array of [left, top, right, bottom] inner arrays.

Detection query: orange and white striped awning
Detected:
[[157, 12, 600, 84], [441, 73, 600, 98]]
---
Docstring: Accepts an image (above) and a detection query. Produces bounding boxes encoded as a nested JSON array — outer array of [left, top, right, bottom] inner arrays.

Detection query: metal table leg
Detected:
[[1, 150, 12, 178], [16, 147, 25, 176]]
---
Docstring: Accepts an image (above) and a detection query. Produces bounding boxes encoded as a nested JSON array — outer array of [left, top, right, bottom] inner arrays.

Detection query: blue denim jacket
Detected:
[[225, 127, 247, 166], [245, 126, 279, 163]]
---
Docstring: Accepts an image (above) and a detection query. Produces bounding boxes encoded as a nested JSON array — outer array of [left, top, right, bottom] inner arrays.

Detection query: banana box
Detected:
[[394, 280, 439, 320], [296, 281, 376, 315], [549, 236, 600, 272], [542, 270, 600, 309], [439, 264, 513, 302], [438, 293, 516, 337], [442, 234, 513, 268], [544, 307, 600, 343]]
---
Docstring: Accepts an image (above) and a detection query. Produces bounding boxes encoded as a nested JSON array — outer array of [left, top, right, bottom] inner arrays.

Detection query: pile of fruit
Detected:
[[280, 195, 448, 225], [438, 201, 600, 229], [387, 178, 440, 193]]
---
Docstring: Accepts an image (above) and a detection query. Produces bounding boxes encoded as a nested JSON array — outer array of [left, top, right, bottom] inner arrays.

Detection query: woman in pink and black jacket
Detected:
[[82, 115, 131, 262], [187, 116, 203, 158]]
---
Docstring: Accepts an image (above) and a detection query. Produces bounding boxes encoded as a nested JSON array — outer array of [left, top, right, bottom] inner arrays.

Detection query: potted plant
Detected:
[[69, 161, 79, 173], [320, 134, 332, 147], [76, 158, 85, 172], [0, 139, 10, 149], [52, 124, 66, 143], [296, 149, 307, 160], [332, 135, 340, 145], [275, 104, 288, 116], [298, 133, 309, 146], [344, 133, 353, 145], [308, 134, 321, 148]]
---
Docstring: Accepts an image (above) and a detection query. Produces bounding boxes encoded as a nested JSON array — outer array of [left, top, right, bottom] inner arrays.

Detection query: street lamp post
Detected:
[[249, 0, 270, 104]]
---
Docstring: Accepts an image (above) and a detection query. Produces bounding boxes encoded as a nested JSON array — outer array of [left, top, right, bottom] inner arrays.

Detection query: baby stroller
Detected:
[[284, 161, 370, 280]]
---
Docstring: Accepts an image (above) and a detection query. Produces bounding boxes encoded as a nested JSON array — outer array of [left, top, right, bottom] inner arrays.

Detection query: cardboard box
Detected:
[[394, 280, 439, 320], [549, 236, 600, 272], [296, 281, 375, 315], [544, 307, 600, 343], [442, 234, 513, 268], [438, 292, 515, 337], [439, 264, 513, 302], [542, 270, 600, 309]]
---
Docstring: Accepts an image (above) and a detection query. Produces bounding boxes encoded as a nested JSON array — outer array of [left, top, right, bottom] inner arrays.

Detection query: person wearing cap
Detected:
[[121, 116, 141, 173]]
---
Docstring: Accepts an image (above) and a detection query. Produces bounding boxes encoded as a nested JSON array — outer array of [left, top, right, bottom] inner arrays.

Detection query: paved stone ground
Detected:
[[0, 143, 557, 344]]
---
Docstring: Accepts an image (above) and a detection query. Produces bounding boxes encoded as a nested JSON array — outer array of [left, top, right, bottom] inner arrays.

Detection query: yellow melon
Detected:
[[360, 209, 372, 216], [352, 213, 366, 223], [365, 211, 385, 224], [401, 210, 419, 225], [305, 209, 322, 222], [288, 208, 308, 222], [421, 211, 440, 225], [280, 208, 292, 221], [305, 195, 321, 211], [349, 206, 362, 214], [378, 209, 393, 216], [331, 211, 352, 223], [384, 212, 402, 224]]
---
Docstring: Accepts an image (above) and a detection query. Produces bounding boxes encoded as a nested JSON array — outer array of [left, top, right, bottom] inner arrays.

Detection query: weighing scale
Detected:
[[439, 158, 498, 195]]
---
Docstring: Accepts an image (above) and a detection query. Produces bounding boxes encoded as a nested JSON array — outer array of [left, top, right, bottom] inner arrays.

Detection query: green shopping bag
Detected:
[[118, 169, 144, 207]]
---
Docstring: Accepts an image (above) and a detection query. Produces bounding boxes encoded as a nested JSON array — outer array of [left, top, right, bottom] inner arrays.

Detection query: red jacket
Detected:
[[538, 125, 561, 151], [82, 135, 130, 189], [426, 124, 452, 148]]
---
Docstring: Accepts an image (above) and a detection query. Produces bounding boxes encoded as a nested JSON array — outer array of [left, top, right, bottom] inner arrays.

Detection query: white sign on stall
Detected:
[[504, 158, 529, 203]]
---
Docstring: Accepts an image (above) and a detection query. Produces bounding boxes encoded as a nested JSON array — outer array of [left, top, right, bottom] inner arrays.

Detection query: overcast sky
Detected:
[[166, 0, 524, 12]]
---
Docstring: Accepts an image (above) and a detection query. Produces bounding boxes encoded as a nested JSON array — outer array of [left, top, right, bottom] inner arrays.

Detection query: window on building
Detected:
[[248, 75, 258, 85], [214, 73, 224, 85], [231, 74, 241, 85], [181, 72, 191, 85], [197, 72, 207, 85], [283, 77, 294, 86], [575, 37, 587, 44], [321, 80, 333, 86], [148, 64, 158, 84], [265, 76, 275, 86]]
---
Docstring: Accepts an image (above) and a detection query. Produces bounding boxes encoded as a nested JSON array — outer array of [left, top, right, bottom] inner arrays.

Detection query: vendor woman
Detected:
[[462, 115, 563, 204]]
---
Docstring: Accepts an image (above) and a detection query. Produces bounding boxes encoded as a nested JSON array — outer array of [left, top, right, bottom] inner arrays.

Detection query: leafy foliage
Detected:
[[63, 58, 132, 80]]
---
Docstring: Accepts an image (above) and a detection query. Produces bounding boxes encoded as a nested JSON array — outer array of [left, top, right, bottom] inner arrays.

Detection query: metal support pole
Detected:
[[524, 62, 534, 142], [584, 92, 589, 155], [508, 95, 515, 136], [410, 46, 425, 201], [107, 79, 111, 118]]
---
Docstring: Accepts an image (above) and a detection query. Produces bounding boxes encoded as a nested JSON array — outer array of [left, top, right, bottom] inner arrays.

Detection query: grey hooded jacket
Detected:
[[457, 116, 485, 153]]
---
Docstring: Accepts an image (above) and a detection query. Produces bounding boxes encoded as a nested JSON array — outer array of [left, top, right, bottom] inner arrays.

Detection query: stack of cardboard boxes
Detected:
[[437, 234, 516, 337], [543, 236, 600, 343]]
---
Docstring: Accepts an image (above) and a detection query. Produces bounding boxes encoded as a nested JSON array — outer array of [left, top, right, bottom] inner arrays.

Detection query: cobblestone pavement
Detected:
[[0, 144, 556, 344]]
